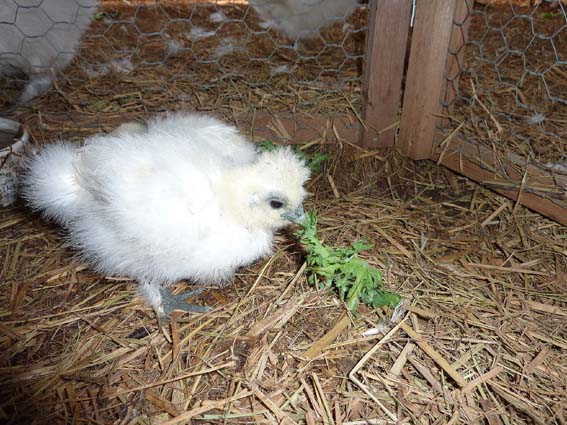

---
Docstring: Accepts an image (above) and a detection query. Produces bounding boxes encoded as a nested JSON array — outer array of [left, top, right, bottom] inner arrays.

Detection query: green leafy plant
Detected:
[[258, 140, 278, 151], [297, 211, 400, 313], [293, 148, 331, 172], [541, 11, 562, 19], [259, 141, 331, 172], [94, 10, 122, 21]]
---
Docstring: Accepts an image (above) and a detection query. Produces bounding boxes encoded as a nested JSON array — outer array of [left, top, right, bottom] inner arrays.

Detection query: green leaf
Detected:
[[94, 10, 121, 21], [258, 140, 277, 151], [259, 142, 330, 171], [293, 146, 331, 172], [542, 11, 562, 19], [297, 210, 401, 313]]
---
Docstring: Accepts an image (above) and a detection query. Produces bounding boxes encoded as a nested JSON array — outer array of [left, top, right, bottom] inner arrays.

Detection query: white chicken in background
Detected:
[[249, 0, 360, 43], [21, 113, 310, 318], [0, 0, 99, 104]]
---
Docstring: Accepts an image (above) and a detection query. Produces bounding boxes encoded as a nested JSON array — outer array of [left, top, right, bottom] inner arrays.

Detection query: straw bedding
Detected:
[[0, 1, 566, 424], [1, 142, 566, 423]]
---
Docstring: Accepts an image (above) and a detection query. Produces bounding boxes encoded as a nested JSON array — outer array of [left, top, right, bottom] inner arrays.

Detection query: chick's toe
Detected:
[[158, 287, 212, 319]]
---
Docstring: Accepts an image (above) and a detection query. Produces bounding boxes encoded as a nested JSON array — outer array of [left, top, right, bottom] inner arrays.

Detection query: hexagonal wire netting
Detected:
[[0, 0, 370, 142], [440, 0, 567, 178], [2, 0, 565, 207]]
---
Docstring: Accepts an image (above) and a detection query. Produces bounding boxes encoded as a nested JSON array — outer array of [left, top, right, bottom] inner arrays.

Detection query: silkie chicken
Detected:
[[249, 0, 360, 43], [21, 113, 310, 318]]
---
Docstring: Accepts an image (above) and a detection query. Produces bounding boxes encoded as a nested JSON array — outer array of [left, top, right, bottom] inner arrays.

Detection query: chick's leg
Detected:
[[139, 281, 212, 319], [159, 287, 212, 317]]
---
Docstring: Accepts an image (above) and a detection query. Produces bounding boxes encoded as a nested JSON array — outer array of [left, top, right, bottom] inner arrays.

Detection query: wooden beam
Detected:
[[435, 136, 567, 226], [237, 109, 360, 145], [360, 0, 413, 149], [398, 0, 457, 160]]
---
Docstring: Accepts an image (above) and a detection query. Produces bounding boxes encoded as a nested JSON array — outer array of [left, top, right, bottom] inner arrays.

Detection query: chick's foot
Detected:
[[158, 287, 212, 319]]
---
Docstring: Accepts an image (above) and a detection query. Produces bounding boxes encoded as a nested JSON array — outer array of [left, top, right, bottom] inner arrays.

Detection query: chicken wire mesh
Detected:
[[3, 0, 566, 218], [0, 0, 370, 141], [440, 0, 567, 179]]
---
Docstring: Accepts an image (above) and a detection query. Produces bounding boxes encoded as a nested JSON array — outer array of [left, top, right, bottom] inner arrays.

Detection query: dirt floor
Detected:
[[1, 1, 566, 424]]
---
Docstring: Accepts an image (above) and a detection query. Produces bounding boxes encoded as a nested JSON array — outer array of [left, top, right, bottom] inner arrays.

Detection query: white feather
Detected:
[[20, 141, 85, 224], [21, 112, 311, 312], [249, 0, 360, 41], [209, 11, 227, 23]]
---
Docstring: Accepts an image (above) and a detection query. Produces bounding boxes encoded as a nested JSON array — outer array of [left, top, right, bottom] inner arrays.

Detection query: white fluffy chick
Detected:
[[249, 0, 360, 42], [0, 0, 99, 104], [21, 113, 311, 317]]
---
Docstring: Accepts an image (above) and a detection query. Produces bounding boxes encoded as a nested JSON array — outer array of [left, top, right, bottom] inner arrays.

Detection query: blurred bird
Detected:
[[249, 0, 360, 43], [0, 0, 99, 104], [21, 113, 310, 318]]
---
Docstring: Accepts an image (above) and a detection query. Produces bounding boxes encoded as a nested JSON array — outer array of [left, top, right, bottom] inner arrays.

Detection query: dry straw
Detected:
[[1, 136, 565, 423], [1, 1, 566, 423]]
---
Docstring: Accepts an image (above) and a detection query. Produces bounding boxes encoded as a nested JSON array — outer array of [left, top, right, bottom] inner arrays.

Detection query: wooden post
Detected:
[[360, 0, 413, 149], [398, 0, 457, 160]]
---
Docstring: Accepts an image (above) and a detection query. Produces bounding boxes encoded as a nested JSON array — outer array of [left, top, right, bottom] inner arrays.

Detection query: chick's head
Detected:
[[228, 146, 310, 231]]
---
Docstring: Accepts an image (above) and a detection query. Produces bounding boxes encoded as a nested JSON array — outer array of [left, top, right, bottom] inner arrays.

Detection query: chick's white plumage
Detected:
[[22, 113, 310, 316]]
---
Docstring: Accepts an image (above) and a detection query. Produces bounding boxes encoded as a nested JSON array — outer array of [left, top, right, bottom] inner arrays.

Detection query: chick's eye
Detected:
[[270, 200, 284, 209]]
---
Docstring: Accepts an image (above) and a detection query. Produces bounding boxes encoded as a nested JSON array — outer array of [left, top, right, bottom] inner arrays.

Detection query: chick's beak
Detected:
[[283, 205, 306, 224]]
